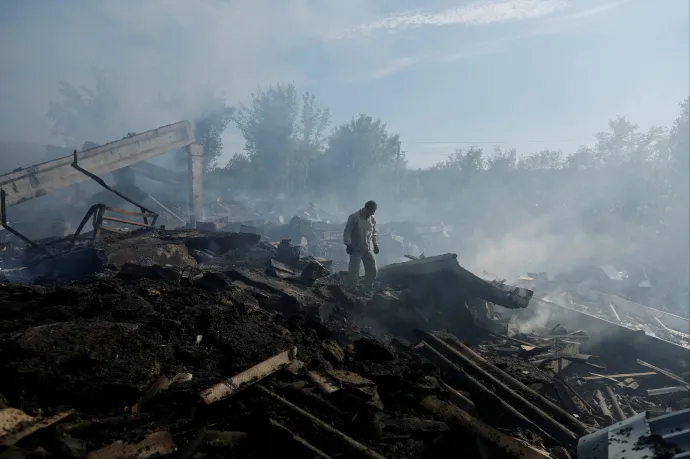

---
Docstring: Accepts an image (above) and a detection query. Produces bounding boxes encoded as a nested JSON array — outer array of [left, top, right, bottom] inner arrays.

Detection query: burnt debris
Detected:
[[0, 228, 687, 459]]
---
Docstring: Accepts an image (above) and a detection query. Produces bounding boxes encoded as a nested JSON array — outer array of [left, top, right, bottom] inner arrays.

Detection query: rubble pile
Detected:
[[543, 288, 690, 349], [0, 231, 688, 459]]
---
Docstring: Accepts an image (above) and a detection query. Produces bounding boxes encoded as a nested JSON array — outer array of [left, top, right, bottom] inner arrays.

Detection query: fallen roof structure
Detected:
[[378, 253, 534, 310], [0, 121, 206, 248], [509, 273, 690, 376], [573, 284, 690, 335], [129, 160, 187, 187], [0, 121, 195, 207]]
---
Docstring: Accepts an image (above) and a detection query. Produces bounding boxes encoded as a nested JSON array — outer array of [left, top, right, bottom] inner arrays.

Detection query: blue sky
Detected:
[[0, 0, 688, 168]]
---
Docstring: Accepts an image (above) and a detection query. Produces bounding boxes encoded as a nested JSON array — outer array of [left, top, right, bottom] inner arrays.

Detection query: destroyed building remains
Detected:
[[0, 123, 688, 459]]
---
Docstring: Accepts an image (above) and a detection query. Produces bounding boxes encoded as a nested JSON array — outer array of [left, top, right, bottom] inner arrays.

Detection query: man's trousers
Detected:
[[347, 250, 377, 291]]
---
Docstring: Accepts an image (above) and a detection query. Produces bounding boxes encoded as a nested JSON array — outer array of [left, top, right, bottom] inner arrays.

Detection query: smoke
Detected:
[[507, 300, 554, 335], [0, 0, 370, 146], [0, 1, 687, 315], [463, 215, 637, 281]]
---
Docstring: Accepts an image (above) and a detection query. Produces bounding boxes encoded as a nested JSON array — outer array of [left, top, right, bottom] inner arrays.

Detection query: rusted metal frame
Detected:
[[94, 205, 105, 239], [71, 150, 158, 226], [71, 204, 157, 242], [104, 206, 158, 227], [0, 189, 47, 253], [70, 204, 102, 243], [418, 330, 589, 436], [42, 205, 102, 246]]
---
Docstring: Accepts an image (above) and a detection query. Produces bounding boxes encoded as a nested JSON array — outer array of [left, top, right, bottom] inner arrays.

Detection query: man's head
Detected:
[[362, 200, 377, 217]]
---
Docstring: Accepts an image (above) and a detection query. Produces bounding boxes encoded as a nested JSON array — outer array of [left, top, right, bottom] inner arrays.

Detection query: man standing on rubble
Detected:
[[343, 200, 379, 292]]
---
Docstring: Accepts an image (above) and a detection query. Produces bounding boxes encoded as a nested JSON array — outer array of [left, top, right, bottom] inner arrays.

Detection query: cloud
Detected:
[[330, 0, 569, 40], [367, 43, 501, 80], [370, 57, 422, 79], [367, 0, 632, 78], [547, 0, 632, 23]]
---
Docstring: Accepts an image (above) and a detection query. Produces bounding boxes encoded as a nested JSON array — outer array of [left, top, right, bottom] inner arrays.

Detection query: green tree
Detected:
[[48, 70, 233, 175], [206, 153, 256, 191], [487, 146, 517, 173], [668, 98, 689, 180], [517, 150, 564, 170], [234, 84, 329, 195], [650, 98, 689, 275], [192, 102, 235, 172], [321, 114, 400, 196], [294, 92, 330, 192]]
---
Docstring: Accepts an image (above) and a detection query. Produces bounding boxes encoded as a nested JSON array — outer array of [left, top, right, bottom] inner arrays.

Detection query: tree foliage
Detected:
[[192, 102, 235, 171], [224, 86, 686, 277], [232, 83, 330, 195], [48, 69, 235, 175], [318, 115, 400, 198], [42, 72, 689, 308], [45, 73, 687, 293]]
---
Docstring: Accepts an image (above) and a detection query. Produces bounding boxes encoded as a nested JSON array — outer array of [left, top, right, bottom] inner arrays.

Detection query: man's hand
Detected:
[[346, 245, 354, 255], [373, 244, 379, 255]]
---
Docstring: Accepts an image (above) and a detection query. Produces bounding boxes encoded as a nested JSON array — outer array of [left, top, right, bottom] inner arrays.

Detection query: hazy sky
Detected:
[[0, 0, 688, 168]]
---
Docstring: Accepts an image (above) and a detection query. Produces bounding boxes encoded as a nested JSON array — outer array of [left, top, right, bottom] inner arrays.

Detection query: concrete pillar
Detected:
[[187, 143, 204, 227]]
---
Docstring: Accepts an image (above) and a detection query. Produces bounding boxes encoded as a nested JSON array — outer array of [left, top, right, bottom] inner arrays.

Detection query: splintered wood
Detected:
[[0, 408, 75, 446], [130, 372, 192, 414], [582, 372, 657, 381], [200, 347, 298, 405], [86, 431, 176, 459]]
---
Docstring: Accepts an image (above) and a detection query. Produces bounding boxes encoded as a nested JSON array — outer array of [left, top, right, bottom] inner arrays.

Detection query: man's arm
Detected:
[[343, 214, 355, 246], [371, 216, 378, 247]]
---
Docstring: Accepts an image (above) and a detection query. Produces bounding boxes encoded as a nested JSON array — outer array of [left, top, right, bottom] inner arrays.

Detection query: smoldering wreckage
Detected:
[[0, 122, 687, 459]]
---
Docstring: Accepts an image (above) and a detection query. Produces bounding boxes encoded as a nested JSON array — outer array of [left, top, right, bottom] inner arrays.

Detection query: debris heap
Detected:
[[0, 230, 687, 459]]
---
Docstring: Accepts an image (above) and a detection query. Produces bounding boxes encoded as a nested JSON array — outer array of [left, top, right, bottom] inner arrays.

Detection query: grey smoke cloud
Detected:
[[0, 0, 370, 145]]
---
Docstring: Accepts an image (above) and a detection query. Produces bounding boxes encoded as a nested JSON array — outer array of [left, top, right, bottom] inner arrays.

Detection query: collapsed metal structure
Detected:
[[0, 121, 204, 249]]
